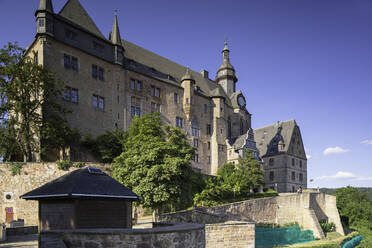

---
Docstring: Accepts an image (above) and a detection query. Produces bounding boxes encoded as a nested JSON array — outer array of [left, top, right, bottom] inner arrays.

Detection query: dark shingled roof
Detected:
[[254, 120, 297, 157], [58, 0, 105, 39], [20, 167, 139, 200]]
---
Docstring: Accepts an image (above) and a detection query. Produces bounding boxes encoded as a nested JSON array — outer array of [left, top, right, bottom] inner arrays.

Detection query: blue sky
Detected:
[[0, 0, 371, 188]]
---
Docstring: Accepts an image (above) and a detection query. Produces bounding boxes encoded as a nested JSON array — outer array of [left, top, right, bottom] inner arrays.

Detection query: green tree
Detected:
[[194, 149, 264, 206], [0, 42, 74, 161], [112, 113, 195, 212], [81, 129, 127, 163], [336, 186, 372, 247]]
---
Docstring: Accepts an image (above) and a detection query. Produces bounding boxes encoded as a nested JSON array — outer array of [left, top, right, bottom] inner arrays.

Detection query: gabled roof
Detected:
[[58, 0, 105, 39], [121, 39, 232, 105], [254, 120, 297, 157], [20, 167, 139, 200]]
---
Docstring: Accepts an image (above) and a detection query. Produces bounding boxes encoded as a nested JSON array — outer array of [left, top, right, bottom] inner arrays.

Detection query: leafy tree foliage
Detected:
[[194, 150, 264, 206], [336, 186, 372, 247], [0, 42, 75, 161], [112, 113, 196, 212], [82, 129, 127, 163]]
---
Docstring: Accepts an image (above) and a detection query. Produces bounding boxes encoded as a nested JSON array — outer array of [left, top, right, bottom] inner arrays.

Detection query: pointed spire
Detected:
[[181, 67, 195, 82], [111, 10, 122, 46], [223, 39, 229, 52], [37, 0, 54, 14]]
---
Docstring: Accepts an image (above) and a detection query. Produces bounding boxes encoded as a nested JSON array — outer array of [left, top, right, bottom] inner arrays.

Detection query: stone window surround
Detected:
[[92, 94, 104, 110], [63, 86, 78, 103]]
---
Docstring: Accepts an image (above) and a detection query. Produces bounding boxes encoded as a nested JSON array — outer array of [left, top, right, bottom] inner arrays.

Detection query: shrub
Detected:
[[73, 162, 85, 168], [56, 160, 73, 171], [319, 220, 335, 233], [7, 162, 26, 176]]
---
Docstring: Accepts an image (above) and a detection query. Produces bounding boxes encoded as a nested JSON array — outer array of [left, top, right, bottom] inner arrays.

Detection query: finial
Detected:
[[114, 9, 118, 16], [223, 38, 229, 52]]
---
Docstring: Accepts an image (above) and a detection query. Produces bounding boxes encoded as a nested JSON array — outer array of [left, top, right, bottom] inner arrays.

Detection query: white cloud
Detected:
[[316, 171, 372, 181], [306, 154, 311, 159], [323, 146, 349, 155], [361, 140, 372, 145]]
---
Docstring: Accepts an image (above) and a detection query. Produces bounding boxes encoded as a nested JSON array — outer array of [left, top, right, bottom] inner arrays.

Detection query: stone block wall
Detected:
[[0, 162, 110, 226], [205, 221, 255, 248], [157, 209, 226, 224], [39, 223, 205, 248]]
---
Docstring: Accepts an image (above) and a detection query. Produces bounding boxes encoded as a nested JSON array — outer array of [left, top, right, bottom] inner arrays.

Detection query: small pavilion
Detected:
[[20, 167, 139, 231]]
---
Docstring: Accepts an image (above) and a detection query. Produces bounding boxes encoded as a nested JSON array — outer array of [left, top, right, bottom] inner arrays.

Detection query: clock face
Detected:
[[237, 95, 246, 107]]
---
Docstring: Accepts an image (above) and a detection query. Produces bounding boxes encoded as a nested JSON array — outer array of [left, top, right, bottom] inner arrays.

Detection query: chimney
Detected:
[[201, 69, 209, 79]]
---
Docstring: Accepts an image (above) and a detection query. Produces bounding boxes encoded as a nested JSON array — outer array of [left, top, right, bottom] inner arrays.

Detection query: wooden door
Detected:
[[5, 207, 13, 223]]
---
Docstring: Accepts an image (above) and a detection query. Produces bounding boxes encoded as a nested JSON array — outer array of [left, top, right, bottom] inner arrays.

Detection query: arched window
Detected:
[[240, 118, 244, 135], [227, 116, 232, 138]]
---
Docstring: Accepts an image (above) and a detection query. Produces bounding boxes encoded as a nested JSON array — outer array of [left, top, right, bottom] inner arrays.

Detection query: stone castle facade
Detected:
[[27, 0, 307, 192]]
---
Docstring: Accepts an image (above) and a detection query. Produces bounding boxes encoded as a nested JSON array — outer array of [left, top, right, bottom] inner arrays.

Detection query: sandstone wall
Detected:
[[159, 192, 344, 240], [205, 221, 255, 248], [39, 223, 205, 248], [0, 162, 110, 226]]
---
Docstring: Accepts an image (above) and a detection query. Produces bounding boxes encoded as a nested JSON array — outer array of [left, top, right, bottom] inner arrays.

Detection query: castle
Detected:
[[27, 0, 307, 192]]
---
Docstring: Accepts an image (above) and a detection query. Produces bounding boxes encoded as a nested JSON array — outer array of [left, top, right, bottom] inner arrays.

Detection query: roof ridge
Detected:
[[254, 119, 296, 130]]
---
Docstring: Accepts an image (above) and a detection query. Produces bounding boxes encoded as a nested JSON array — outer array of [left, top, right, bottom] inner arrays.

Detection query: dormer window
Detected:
[[38, 19, 45, 27]]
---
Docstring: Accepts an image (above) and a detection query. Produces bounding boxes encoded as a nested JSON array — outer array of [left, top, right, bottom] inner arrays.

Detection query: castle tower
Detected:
[[215, 41, 238, 96], [181, 68, 195, 120], [110, 11, 124, 65], [35, 0, 54, 35]]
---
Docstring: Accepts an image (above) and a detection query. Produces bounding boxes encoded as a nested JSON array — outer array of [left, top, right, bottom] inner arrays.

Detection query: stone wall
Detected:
[[39, 223, 205, 248], [0, 162, 110, 226], [205, 221, 255, 248], [159, 192, 344, 240], [157, 209, 226, 224]]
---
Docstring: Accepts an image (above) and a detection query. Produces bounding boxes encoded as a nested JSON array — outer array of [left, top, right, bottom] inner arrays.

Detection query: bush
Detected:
[[73, 162, 85, 168], [7, 162, 26, 176], [56, 160, 73, 171], [319, 220, 335, 233]]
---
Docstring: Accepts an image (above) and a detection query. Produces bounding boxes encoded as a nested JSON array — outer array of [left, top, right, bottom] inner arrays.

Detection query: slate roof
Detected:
[[121, 39, 232, 105], [254, 120, 297, 157], [54, 0, 233, 105], [58, 0, 105, 39], [20, 167, 139, 200]]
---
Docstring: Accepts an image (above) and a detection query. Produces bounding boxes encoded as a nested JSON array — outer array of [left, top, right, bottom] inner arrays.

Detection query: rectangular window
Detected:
[[292, 158, 295, 166], [193, 139, 199, 148], [130, 79, 135, 89], [136, 81, 142, 91], [64, 54, 71, 69], [63, 87, 78, 103], [71, 57, 78, 71], [150, 86, 155, 96], [98, 67, 104, 80], [206, 124, 211, 135], [92, 65, 98, 78], [208, 142, 211, 150], [92, 95, 104, 110], [190, 96, 193, 104], [299, 173, 303, 182], [299, 160, 302, 168], [34, 51, 38, 64], [194, 153, 199, 163], [135, 107, 141, 117], [269, 158, 274, 166], [186, 98, 189, 104], [117, 95, 119, 103], [155, 88, 160, 98], [291, 171, 296, 181], [204, 104, 207, 114], [192, 127, 199, 137], [270, 171, 274, 181], [174, 93, 178, 104], [176, 117, 183, 128], [130, 106, 135, 117], [39, 19, 45, 27]]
